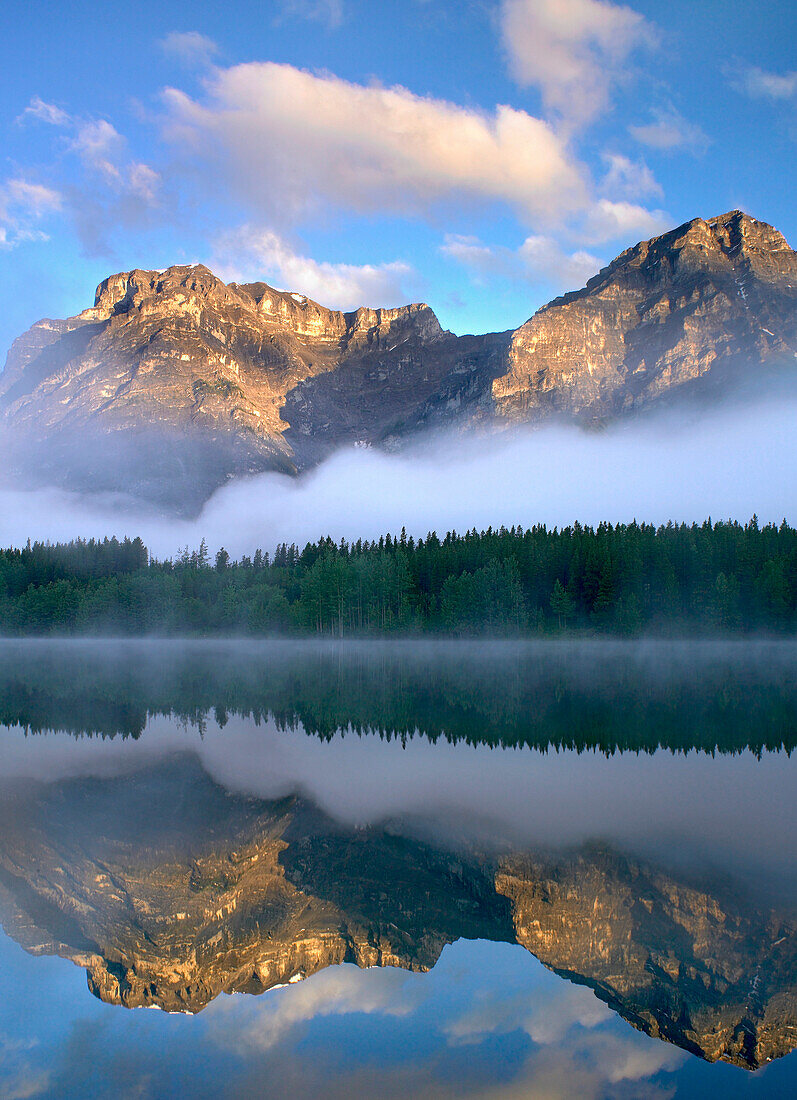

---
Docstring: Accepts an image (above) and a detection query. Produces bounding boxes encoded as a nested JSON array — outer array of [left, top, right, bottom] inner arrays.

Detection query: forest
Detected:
[[0, 517, 795, 636]]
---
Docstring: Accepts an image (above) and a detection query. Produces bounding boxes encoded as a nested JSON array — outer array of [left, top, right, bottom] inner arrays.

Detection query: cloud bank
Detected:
[[212, 225, 414, 309], [441, 232, 601, 290], [160, 62, 588, 224], [3, 700, 794, 890]]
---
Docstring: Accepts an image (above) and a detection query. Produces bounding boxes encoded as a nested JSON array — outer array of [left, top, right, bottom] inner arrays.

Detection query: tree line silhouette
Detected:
[[0, 518, 795, 635]]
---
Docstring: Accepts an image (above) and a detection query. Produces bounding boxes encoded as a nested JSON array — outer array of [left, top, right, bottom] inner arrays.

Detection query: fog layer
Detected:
[[0, 391, 796, 555]]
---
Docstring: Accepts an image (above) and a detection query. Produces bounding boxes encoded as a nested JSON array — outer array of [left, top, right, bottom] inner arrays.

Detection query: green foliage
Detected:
[[550, 578, 575, 629], [0, 519, 796, 635]]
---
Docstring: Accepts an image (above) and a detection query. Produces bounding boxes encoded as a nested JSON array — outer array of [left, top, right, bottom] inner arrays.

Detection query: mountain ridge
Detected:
[[1, 209, 795, 508]]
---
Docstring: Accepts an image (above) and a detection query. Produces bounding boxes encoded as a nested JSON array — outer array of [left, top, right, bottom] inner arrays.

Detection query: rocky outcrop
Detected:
[[494, 211, 797, 422], [0, 265, 500, 507], [0, 266, 448, 447], [0, 759, 510, 1013], [0, 211, 794, 507], [0, 758, 794, 1069]]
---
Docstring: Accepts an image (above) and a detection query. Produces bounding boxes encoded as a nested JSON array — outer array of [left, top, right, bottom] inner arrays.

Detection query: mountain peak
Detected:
[[233, 278, 443, 342], [494, 209, 797, 423], [1, 210, 795, 508], [89, 264, 240, 322]]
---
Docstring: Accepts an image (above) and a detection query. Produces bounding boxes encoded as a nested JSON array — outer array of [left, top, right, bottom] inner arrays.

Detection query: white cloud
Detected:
[[278, 0, 344, 27], [9, 97, 164, 255], [2, 180, 62, 218], [519, 234, 601, 283], [15, 98, 162, 223], [159, 31, 220, 67], [63, 120, 163, 253], [160, 61, 588, 225], [735, 66, 797, 101], [127, 162, 161, 204], [601, 1034, 685, 1083], [69, 119, 126, 182], [629, 105, 709, 151], [445, 980, 612, 1046], [17, 96, 70, 127], [206, 964, 423, 1053], [581, 198, 669, 244], [444, 199, 668, 281], [500, 0, 656, 124], [441, 235, 502, 274], [212, 225, 414, 309], [600, 153, 663, 200], [442, 232, 600, 291], [0, 178, 62, 249]]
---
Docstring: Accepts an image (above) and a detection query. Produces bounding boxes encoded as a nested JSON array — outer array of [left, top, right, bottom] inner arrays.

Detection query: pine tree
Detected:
[[550, 579, 575, 630]]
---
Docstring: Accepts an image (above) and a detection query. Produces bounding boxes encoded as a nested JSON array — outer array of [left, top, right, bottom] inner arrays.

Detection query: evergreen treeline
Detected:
[[0, 519, 795, 635]]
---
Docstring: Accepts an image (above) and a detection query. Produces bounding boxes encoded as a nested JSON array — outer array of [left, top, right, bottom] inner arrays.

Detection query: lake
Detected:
[[0, 639, 795, 1099]]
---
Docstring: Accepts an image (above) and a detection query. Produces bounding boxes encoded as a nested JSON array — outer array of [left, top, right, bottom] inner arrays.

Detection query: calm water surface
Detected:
[[0, 639, 795, 1099]]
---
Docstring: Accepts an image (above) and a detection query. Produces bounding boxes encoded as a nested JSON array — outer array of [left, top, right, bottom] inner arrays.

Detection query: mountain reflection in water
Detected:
[[0, 640, 795, 1096]]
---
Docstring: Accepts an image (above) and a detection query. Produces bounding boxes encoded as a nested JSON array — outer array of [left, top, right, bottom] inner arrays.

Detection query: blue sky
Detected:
[[3, 931, 794, 1098], [0, 0, 795, 358]]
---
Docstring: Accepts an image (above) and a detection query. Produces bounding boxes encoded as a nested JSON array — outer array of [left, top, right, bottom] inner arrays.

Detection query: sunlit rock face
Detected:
[[0, 758, 793, 1070], [0, 210, 794, 508], [0, 758, 511, 1014], [0, 265, 450, 448], [494, 211, 797, 422], [498, 849, 797, 1070], [0, 264, 506, 507]]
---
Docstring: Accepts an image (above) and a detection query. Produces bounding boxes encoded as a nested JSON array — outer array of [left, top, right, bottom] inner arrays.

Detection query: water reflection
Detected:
[[0, 638, 795, 755], [0, 640, 795, 1094]]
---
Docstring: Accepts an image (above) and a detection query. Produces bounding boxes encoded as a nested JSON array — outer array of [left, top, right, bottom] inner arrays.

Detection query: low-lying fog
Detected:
[[1, 389, 796, 555]]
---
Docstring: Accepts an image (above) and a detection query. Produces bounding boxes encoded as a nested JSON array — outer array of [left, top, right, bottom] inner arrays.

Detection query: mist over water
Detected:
[[1, 386, 796, 555]]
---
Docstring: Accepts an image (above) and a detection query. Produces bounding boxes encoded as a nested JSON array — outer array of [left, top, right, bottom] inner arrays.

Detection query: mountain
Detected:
[[494, 209, 797, 421], [1, 210, 795, 508], [0, 757, 794, 1069]]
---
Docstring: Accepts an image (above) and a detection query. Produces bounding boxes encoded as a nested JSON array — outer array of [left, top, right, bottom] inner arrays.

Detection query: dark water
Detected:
[[0, 639, 795, 1099]]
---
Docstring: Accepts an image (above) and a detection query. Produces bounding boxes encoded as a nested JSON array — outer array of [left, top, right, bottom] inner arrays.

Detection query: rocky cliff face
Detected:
[[498, 849, 797, 1069], [0, 210, 794, 506], [0, 759, 510, 1014], [0, 758, 794, 1070], [0, 265, 506, 506], [494, 211, 797, 422]]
